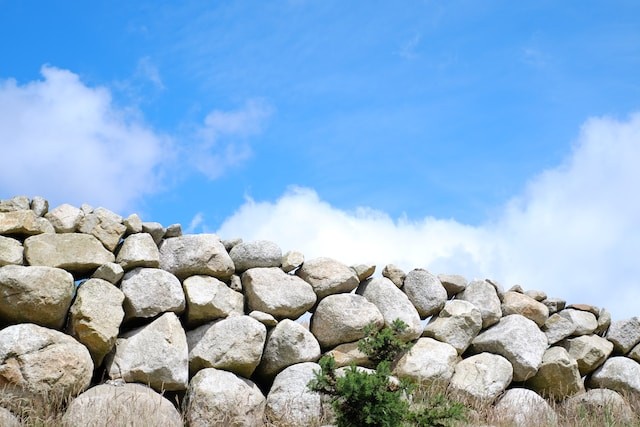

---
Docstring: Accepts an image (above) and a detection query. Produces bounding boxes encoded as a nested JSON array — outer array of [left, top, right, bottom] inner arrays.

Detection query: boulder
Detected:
[[0, 407, 19, 427], [282, 250, 304, 273], [249, 310, 278, 327], [265, 362, 327, 426], [91, 262, 124, 284], [67, 278, 125, 366], [77, 207, 126, 251], [382, 263, 405, 288], [115, 233, 160, 270], [448, 353, 513, 402], [526, 346, 584, 400], [184, 368, 266, 427], [24, 233, 115, 273], [558, 309, 597, 336], [187, 315, 266, 378], [543, 313, 576, 345], [63, 383, 182, 427], [588, 356, 640, 395], [560, 334, 613, 375], [123, 213, 143, 234], [567, 303, 600, 316], [457, 279, 502, 328], [471, 314, 548, 382], [630, 342, 640, 363], [351, 263, 376, 281], [297, 257, 360, 298], [310, 293, 384, 348], [165, 223, 182, 238], [325, 341, 373, 368], [45, 204, 83, 233], [182, 275, 244, 326], [393, 337, 458, 386], [30, 196, 48, 216], [242, 267, 316, 319], [524, 289, 547, 301], [105, 312, 189, 391], [0, 236, 23, 266], [605, 317, 640, 354], [142, 222, 165, 244], [423, 299, 482, 354], [256, 319, 321, 380], [0, 210, 45, 235], [494, 388, 558, 426], [0, 196, 30, 212], [437, 274, 467, 298], [542, 297, 566, 315], [501, 291, 549, 326], [595, 308, 612, 336], [402, 268, 447, 318], [229, 240, 282, 272], [0, 265, 74, 329], [0, 323, 93, 413], [121, 267, 185, 320], [356, 277, 422, 341], [159, 234, 235, 279], [563, 389, 635, 425]]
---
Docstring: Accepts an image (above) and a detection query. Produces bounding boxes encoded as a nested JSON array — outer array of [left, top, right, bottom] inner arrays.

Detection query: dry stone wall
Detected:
[[0, 195, 639, 426]]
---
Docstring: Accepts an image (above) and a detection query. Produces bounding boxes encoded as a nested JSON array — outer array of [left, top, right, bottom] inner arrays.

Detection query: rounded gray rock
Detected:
[[501, 291, 549, 327], [423, 299, 482, 354], [45, 203, 83, 233], [558, 308, 598, 336], [24, 233, 115, 273], [297, 257, 360, 298], [588, 356, 640, 395], [229, 239, 282, 272], [121, 267, 185, 320], [525, 346, 584, 399], [563, 388, 635, 425], [494, 388, 558, 426], [402, 268, 447, 318], [0, 236, 23, 266], [159, 234, 235, 280], [116, 232, 160, 270], [448, 352, 513, 402], [393, 337, 458, 386], [457, 279, 502, 328], [605, 316, 640, 354], [560, 334, 613, 375], [182, 275, 244, 326]]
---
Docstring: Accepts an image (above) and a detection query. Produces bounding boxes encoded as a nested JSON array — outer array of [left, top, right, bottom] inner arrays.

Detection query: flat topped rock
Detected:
[[24, 233, 115, 273], [159, 234, 234, 279]]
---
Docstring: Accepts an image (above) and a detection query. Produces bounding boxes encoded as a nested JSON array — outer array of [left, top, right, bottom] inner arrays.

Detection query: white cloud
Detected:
[[217, 113, 640, 320], [186, 212, 205, 233], [135, 56, 165, 91], [0, 66, 172, 213]]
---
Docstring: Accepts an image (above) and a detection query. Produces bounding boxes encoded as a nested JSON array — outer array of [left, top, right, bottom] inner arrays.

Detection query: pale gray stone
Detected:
[[106, 312, 188, 391], [184, 368, 265, 427], [437, 274, 467, 298], [121, 267, 185, 320], [559, 309, 598, 336], [45, 204, 83, 233], [543, 313, 576, 345], [325, 341, 373, 368], [242, 267, 316, 319], [471, 314, 548, 382], [63, 383, 182, 427], [297, 257, 360, 298], [563, 389, 634, 425], [164, 223, 182, 238], [567, 303, 600, 316], [265, 362, 327, 427], [0, 236, 23, 266], [310, 293, 384, 348], [0, 210, 46, 235], [382, 263, 405, 288], [494, 388, 558, 426], [91, 262, 124, 284], [606, 317, 640, 354], [595, 308, 611, 336], [123, 213, 143, 234], [423, 299, 482, 354], [249, 310, 278, 327], [80, 203, 93, 215], [0, 407, 19, 427], [0, 265, 74, 329], [78, 207, 127, 251], [457, 279, 502, 328], [501, 291, 549, 327], [356, 277, 422, 341], [30, 196, 48, 217], [67, 278, 125, 366], [394, 337, 458, 385], [187, 315, 266, 378], [448, 353, 513, 402], [24, 233, 115, 273], [560, 335, 613, 375], [351, 263, 376, 281], [229, 274, 242, 292], [230, 240, 282, 272], [35, 217, 54, 234], [403, 268, 447, 318], [0, 196, 30, 212], [485, 278, 505, 300], [159, 234, 235, 280], [257, 319, 321, 380], [524, 289, 547, 301], [588, 356, 640, 396], [630, 342, 640, 363], [282, 250, 304, 273], [508, 284, 524, 293], [116, 233, 160, 270], [222, 237, 242, 251], [542, 297, 566, 315], [141, 221, 165, 244], [183, 275, 244, 326], [526, 346, 584, 400], [0, 323, 93, 413]]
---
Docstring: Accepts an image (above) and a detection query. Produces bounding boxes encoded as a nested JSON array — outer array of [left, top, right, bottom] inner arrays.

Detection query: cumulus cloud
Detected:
[[0, 66, 172, 213], [218, 113, 640, 320]]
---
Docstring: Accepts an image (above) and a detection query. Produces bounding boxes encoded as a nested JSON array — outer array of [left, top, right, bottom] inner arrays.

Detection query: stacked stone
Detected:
[[0, 194, 639, 426]]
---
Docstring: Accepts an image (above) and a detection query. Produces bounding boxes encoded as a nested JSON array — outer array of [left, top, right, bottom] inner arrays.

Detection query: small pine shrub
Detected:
[[358, 318, 413, 366]]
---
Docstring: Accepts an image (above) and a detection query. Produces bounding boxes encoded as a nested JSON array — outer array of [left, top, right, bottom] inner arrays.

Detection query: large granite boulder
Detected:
[[605, 317, 640, 354], [501, 291, 549, 326], [423, 299, 482, 354], [0, 236, 23, 266], [297, 257, 360, 298], [543, 313, 576, 345], [115, 233, 160, 270], [558, 308, 598, 336], [563, 389, 635, 425], [159, 234, 235, 279], [45, 203, 83, 233], [494, 388, 558, 426], [182, 275, 244, 326], [525, 346, 584, 400], [77, 207, 126, 251], [437, 274, 467, 298], [560, 334, 613, 375], [393, 337, 458, 386], [120, 267, 185, 320], [24, 233, 115, 273], [402, 268, 447, 318], [588, 356, 640, 395], [457, 279, 502, 328], [229, 239, 282, 272], [0, 210, 47, 235], [448, 352, 513, 402]]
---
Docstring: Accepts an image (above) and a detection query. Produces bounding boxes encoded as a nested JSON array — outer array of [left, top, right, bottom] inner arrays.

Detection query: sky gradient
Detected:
[[1, 1, 639, 319]]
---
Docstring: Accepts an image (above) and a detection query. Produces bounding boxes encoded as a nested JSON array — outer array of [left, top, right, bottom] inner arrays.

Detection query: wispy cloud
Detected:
[[217, 113, 640, 320], [397, 32, 422, 60], [186, 212, 205, 233], [135, 56, 165, 91]]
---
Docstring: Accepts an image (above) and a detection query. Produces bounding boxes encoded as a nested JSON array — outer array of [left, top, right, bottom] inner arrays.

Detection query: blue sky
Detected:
[[1, 1, 640, 319]]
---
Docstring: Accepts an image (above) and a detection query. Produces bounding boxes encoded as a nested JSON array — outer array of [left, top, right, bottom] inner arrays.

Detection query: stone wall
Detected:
[[0, 195, 639, 426]]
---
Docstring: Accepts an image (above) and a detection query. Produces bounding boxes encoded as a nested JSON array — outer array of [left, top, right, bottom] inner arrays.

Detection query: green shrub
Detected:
[[358, 318, 413, 366]]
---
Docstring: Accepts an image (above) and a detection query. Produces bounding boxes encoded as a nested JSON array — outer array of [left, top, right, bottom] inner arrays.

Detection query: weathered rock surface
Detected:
[[106, 312, 189, 391], [526, 346, 584, 399], [282, 250, 304, 273], [351, 263, 376, 281], [382, 263, 405, 287], [457, 279, 502, 328], [0, 210, 46, 235], [184, 368, 266, 427], [543, 313, 576, 345], [559, 308, 598, 336], [494, 388, 558, 427], [0, 196, 30, 212], [67, 278, 125, 366], [310, 293, 384, 348], [0, 323, 93, 413], [187, 315, 266, 378], [77, 207, 126, 251], [423, 299, 482, 354], [357, 277, 422, 341], [159, 234, 235, 279], [242, 267, 316, 319], [63, 383, 182, 427], [0, 407, 19, 427], [45, 204, 83, 233], [265, 362, 327, 426], [249, 310, 278, 327], [542, 297, 566, 315], [257, 319, 321, 380], [121, 267, 185, 320], [165, 223, 182, 238], [297, 257, 360, 298], [325, 341, 373, 368], [501, 291, 549, 326], [605, 316, 640, 354], [0, 265, 74, 329], [229, 240, 282, 272], [471, 314, 548, 382], [91, 261, 124, 284], [24, 233, 115, 273], [560, 334, 613, 375], [116, 233, 160, 270], [0, 236, 23, 266], [595, 308, 612, 335], [393, 337, 458, 385], [563, 388, 635, 424], [524, 289, 547, 301], [183, 275, 244, 326], [437, 274, 467, 298], [448, 353, 513, 402], [588, 356, 640, 395], [142, 221, 165, 244], [630, 342, 640, 363], [123, 213, 143, 234], [402, 268, 447, 318]]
